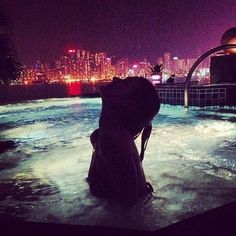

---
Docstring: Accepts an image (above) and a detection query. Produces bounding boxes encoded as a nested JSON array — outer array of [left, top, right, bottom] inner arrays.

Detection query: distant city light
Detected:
[[151, 75, 161, 80], [68, 49, 76, 53], [64, 75, 71, 79], [128, 69, 134, 75], [21, 49, 210, 85], [151, 75, 161, 84], [199, 68, 210, 78], [91, 77, 96, 82], [162, 73, 169, 82]]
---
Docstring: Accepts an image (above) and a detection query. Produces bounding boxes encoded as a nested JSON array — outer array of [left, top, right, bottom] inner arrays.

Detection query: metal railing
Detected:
[[189, 87, 226, 107], [184, 44, 236, 108], [157, 87, 184, 105], [156, 86, 227, 107]]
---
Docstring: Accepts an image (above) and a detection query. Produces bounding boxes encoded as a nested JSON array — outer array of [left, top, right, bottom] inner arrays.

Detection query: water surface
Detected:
[[0, 98, 235, 230]]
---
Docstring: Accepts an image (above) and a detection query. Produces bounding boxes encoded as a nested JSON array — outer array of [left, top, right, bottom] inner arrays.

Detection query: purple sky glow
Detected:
[[1, 0, 236, 65]]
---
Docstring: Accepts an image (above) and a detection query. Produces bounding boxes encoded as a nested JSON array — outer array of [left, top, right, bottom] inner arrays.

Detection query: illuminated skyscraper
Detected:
[[115, 59, 129, 78], [186, 58, 196, 72], [163, 53, 171, 72]]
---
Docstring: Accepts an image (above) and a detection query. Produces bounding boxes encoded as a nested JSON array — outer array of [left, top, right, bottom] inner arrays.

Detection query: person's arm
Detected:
[[88, 129, 100, 182], [90, 128, 99, 148], [100, 129, 138, 205]]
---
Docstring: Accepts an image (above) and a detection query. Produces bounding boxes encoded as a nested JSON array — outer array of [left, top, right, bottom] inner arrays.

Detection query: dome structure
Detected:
[[221, 27, 236, 54]]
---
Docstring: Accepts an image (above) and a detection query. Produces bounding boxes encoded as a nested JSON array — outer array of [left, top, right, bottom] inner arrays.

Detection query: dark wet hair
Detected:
[[124, 77, 160, 134]]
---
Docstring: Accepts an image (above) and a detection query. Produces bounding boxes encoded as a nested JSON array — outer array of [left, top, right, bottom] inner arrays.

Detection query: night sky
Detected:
[[1, 0, 236, 66]]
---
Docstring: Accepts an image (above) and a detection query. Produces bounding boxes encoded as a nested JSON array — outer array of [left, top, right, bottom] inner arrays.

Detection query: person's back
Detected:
[[88, 127, 148, 204], [88, 77, 160, 206]]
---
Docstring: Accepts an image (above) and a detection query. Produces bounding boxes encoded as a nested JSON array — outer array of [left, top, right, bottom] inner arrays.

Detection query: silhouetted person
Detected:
[[88, 77, 160, 206], [167, 74, 175, 83]]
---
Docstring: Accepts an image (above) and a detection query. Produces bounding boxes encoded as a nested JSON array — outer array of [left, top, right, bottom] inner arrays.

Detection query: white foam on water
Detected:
[[0, 98, 236, 230], [3, 122, 53, 140], [0, 98, 82, 113]]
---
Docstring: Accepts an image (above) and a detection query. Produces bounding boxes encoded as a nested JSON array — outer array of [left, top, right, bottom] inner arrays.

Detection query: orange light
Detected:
[[226, 38, 236, 54], [91, 77, 96, 83]]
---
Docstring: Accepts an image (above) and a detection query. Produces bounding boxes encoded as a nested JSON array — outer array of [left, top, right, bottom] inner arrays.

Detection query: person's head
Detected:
[[100, 76, 160, 135]]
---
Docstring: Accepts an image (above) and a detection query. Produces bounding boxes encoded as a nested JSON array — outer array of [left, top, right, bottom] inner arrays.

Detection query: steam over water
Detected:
[[0, 98, 235, 230]]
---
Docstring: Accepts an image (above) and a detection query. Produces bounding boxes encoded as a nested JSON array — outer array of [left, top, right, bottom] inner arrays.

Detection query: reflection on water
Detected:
[[0, 98, 236, 230]]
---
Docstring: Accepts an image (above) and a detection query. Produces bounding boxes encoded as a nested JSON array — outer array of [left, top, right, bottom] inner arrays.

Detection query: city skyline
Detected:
[[1, 0, 236, 66], [21, 47, 210, 86], [22, 45, 206, 67]]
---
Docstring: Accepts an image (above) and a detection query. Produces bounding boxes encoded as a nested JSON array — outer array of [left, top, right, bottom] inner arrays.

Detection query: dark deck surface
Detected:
[[0, 201, 235, 236]]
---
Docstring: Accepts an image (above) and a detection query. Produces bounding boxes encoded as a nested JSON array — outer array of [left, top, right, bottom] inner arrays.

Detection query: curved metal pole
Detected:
[[184, 44, 236, 108]]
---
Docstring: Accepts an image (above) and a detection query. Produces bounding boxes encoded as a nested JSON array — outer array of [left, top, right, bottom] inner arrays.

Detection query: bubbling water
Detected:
[[0, 98, 235, 230]]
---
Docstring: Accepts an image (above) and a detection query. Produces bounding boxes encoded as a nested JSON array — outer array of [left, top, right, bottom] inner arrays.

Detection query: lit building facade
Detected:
[[22, 48, 116, 84], [21, 49, 211, 85], [157, 52, 210, 78]]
